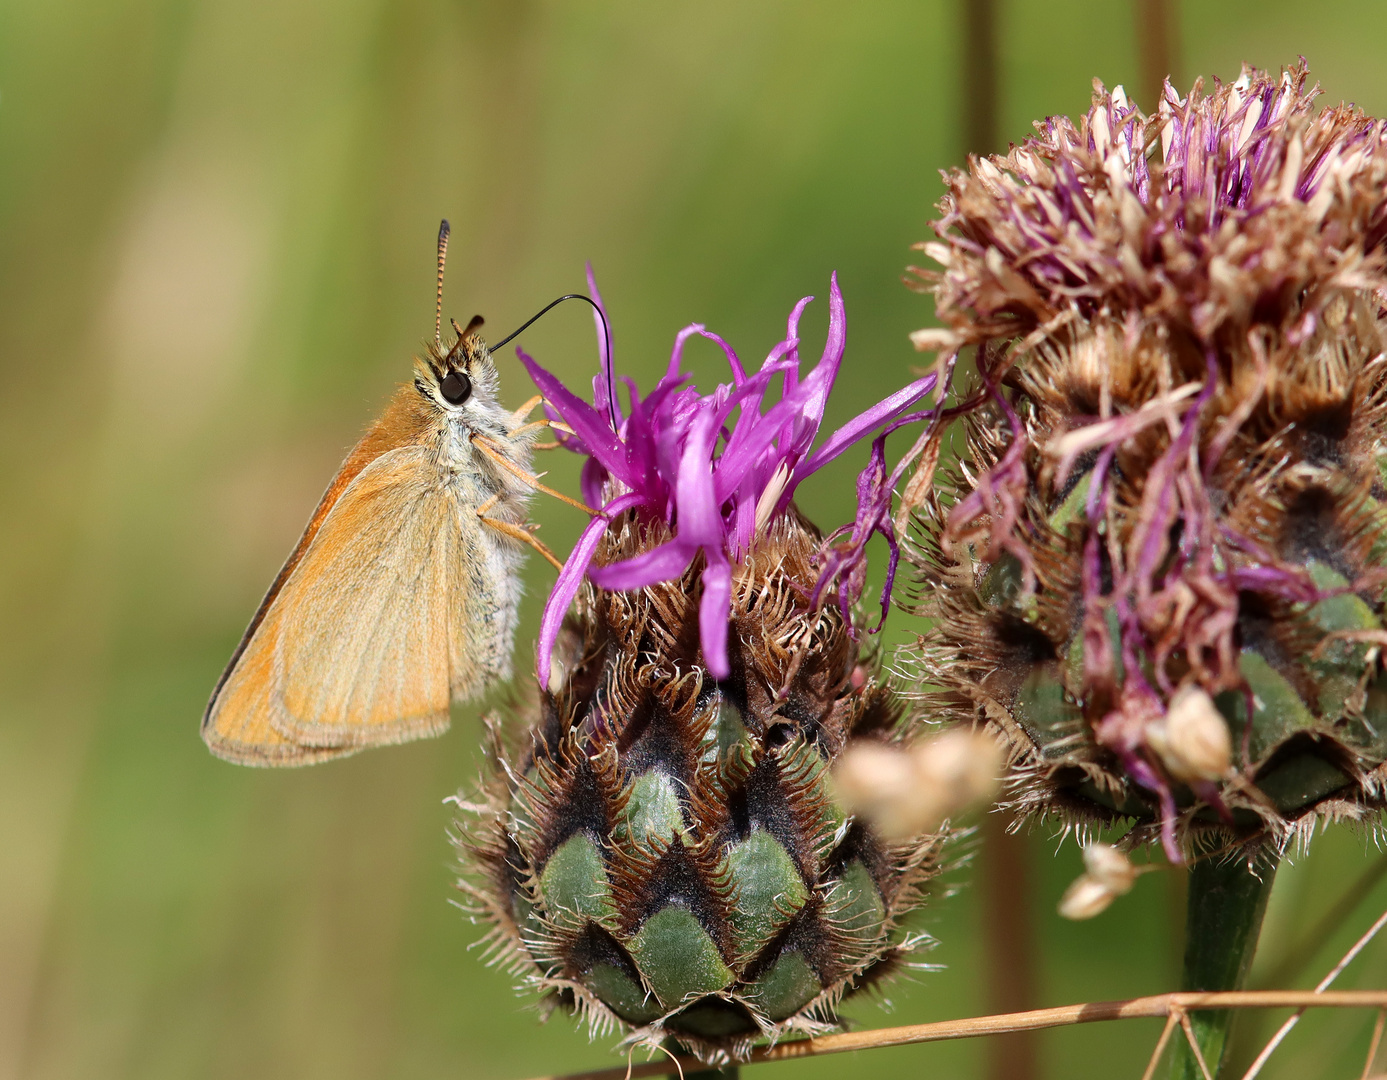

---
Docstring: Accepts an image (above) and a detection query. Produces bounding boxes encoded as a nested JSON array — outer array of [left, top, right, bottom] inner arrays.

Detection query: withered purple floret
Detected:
[[907, 60, 1387, 861]]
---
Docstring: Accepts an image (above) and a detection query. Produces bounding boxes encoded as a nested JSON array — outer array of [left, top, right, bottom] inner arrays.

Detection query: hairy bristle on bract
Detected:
[[905, 60, 1387, 863]]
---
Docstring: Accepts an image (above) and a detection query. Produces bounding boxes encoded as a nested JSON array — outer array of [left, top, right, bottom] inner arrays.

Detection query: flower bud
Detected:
[[1059, 843, 1138, 920], [832, 742, 920, 839], [1149, 686, 1233, 783], [833, 729, 1003, 840], [1058, 874, 1118, 920], [1082, 842, 1137, 893], [912, 727, 1004, 817], [1059, 876, 1115, 915]]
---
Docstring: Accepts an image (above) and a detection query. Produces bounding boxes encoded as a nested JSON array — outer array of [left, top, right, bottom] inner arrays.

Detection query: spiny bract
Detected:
[[905, 62, 1387, 861], [458, 278, 947, 1063]]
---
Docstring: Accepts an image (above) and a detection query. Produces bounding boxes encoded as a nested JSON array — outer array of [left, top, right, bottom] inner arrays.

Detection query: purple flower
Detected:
[[519, 272, 936, 683]]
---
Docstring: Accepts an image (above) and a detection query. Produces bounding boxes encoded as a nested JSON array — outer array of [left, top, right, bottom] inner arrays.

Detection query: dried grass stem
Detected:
[[526, 991, 1387, 1080]]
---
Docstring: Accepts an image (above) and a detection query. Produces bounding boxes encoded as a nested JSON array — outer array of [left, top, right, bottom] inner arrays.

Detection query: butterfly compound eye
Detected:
[[440, 371, 472, 405]]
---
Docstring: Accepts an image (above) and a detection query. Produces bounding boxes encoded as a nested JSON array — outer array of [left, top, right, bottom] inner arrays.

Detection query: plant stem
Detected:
[[1170, 856, 1278, 1078], [962, 0, 999, 157], [981, 813, 1039, 1080], [1135, 0, 1181, 112]]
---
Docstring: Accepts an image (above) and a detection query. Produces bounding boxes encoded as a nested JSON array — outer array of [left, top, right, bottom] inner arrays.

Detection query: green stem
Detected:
[[1170, 856, 1278, 1078]]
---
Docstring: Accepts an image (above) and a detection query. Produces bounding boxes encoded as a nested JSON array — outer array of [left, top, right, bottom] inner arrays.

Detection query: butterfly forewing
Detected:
[[202, 380, 527, 766], [273, 446, 460, 746]]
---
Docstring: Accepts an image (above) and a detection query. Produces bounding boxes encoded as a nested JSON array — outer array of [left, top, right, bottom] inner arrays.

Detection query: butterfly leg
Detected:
[[476, 509, 564, 571], [508, 410, 575, 452], [510, 394, 545, 426], [471, 434, 599, 517], [510, 418, 574, 440]]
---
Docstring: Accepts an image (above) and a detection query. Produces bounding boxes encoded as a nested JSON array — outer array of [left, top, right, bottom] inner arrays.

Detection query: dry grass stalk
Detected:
[[1239, 907, 1387, 1079], [524, 990, 1387, 1080]]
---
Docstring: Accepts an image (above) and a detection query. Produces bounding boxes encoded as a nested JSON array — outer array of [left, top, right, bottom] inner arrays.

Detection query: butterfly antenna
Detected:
[[491, 294, 619, 433], [434, 219, 451, 351]]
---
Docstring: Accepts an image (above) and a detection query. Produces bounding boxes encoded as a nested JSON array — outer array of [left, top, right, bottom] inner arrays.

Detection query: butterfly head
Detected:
[[416, 313, 503, 418]]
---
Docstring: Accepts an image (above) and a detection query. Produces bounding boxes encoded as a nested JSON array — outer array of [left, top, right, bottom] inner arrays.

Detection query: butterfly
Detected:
[[203, 221, 579, 766]]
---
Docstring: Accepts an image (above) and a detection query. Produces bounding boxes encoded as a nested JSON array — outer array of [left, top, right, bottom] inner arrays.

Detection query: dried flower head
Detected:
[[905, 61, 1387, 861], [459, 274, 947, 1063]]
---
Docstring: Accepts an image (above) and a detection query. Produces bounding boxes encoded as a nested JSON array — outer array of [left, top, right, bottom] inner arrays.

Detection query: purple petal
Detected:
[[798, 373, 938, 479], [544, 399, 590, 455], [695, 327, 747, 384], [536, 513, 612, 689], [586, 262, 621, 427], [698, 554, 733, 679], [780, 296, 814, 397], [518, 347, 633, 486], [667, 325, 703, 381], [588, 536, 698, 591], [580, 456, 608, 510], [714, 364, 799, 499], [790, 274, 848, 441], [674, 406, 724, 546], [535, 490, 647, 687]]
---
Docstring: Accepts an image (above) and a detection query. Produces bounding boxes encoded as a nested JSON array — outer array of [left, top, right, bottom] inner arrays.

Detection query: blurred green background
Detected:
[[7, 2, 1387, 1078]]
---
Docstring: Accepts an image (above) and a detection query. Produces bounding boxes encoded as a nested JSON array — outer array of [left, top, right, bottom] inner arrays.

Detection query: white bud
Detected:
[[1081, 843, 1138, 894], [833, 729, 1003, 841], [1059, 844, 1140, 919], [832, 743, 921, 840], [909, 327, 963, 353], [1058, 874, 1118, 920], [1149, 686, 1233, 783], [911, 728, 1004, 818], [546, 649, 567, 695]]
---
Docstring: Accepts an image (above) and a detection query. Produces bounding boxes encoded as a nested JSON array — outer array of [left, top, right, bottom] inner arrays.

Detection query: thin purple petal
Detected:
[[695, 327, 747, 384], [699, 554, 733, 679], [798, 373, 938, 479], [586, 262, 621, 427], [589, 537, 699, 591], [518, 347, 633, 486], [536, 513, 611, 688]]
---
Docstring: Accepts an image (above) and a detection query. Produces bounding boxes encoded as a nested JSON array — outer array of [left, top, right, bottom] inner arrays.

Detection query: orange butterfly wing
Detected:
[[202, 362, 530, 764], [204, 444, 449, 761]]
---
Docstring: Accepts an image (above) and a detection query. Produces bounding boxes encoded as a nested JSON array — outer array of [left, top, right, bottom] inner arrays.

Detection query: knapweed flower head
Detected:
[[456, 274, 951, 1063], [905, 61, 1387, 862], [521, 271, 936, 683]]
